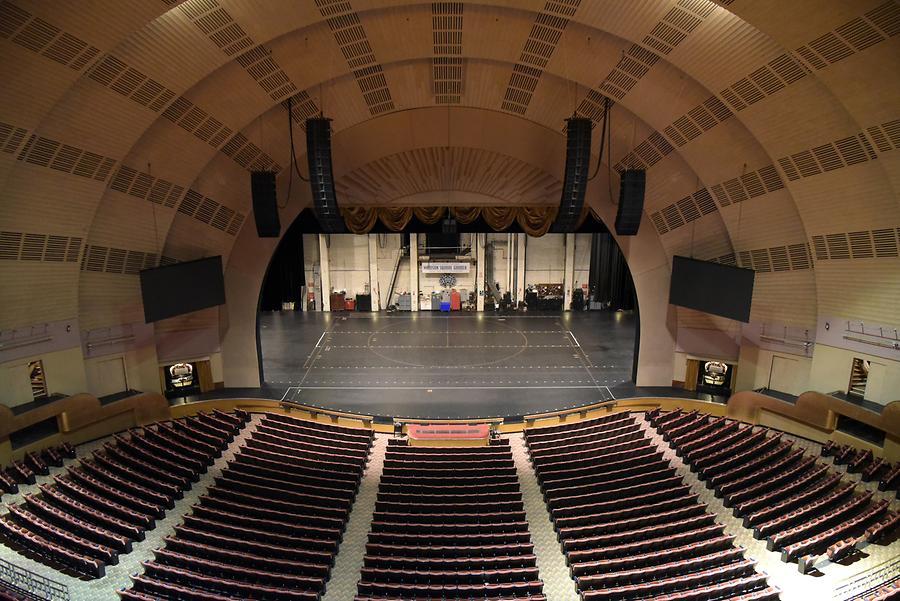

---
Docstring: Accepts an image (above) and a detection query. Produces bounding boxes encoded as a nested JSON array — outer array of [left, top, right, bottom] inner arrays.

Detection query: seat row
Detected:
[[648, 409, 899, 572], [525, 412, 778, 601], [0, 411, 246, 579], [0, 443, 76, 497], [124, 413, 372, 601], [822, 441, 899, 492], [356, 440, 542, 601]]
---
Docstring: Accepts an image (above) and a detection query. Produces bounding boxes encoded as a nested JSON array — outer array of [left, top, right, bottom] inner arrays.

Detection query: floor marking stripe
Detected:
[[291, 385, 608, 390]]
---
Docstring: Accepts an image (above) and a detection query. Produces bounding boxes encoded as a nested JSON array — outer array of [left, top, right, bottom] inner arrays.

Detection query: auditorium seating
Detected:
[[124, 413, 372, 600], [524, 412, 779, 601], [2, 443, 76, 498], [355, 439, 545, 601], [0, 411, 247, 578], [649, 409, 899, 572]]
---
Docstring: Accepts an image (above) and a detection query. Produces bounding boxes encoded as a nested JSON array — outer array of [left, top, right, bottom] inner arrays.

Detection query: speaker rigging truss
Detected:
[[551, 117, 592, 233], [306, 117, 346, 233]]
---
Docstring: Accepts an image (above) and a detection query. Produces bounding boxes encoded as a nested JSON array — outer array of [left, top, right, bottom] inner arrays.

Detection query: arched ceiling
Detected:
[[0, 0, 898, 338]]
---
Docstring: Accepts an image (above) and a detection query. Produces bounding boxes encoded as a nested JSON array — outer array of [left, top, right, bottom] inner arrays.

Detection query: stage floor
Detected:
[[258, 310, 637, 419]]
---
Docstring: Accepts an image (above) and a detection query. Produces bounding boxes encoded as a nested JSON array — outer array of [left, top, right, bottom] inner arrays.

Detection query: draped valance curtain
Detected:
[[341, 205, 597, 236]]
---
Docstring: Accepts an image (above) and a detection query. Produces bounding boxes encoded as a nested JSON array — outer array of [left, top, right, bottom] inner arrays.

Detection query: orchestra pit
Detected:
[[1, 1, 899, 600]]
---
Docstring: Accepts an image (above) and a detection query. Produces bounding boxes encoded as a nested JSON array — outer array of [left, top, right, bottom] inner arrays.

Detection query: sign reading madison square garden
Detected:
[[421, 262, 470, 274]]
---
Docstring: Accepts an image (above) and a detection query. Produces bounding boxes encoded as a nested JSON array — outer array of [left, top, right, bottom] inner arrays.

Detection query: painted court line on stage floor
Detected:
[[289, 385, 611, 390], [301, 330, 328, 370]]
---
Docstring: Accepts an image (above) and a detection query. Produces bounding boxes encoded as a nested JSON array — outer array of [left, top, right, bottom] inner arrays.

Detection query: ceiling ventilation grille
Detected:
[[711, 244, 812, 273], [0, 231, 82, 263], [80, 244, 166, 274], [775, 119, 895, 182], [649, 164, 785, 237], [181, 1, 312, 104], [616, 97, 731, 168], [0, 120, 28, 154], [865, 119, 900, 153], [220, 131, 279, 172], [87, 55, 176, 112], [109, 165, 184, 208], [157, 93, 241, 154], [176, 189, 246, 235], [768, 246, 790, 272], [286, 90, 321, 126], [574, 1, 716, 126], [179, 1, 251, 55], [794, 2, 898, 71], [317, 0, 395, 115], [0, 3, 100, 71], [15, 131, 116, 181], [500, 1, 578, 115], [432, 2, 464, 105], [642, 0, 713, 55], [812, 229, 899, 261]]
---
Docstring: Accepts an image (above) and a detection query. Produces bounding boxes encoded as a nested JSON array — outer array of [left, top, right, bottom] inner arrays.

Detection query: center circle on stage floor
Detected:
[[364, 318, 531, 368]]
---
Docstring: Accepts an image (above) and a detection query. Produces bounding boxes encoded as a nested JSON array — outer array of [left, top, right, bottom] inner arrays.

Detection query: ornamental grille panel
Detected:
[[109, 166, 184, 208], [709, 244, 812, 272], [775, 118, 897, 182], [432, 3, 464, 104], [500, 0, 579, 115], [317, 0, 395, 115], [577, 0, 712, 121], [649, 164, 784, 236], [176, 189, 246, 235], [793, 2, 899, 71], [15, 132, 116, 181], [0, 2, 100, 71], [79, 245, 171, 274], [0, 231, 82, 263], [811, 229, 900, 260], [618, 5, 895, 163]]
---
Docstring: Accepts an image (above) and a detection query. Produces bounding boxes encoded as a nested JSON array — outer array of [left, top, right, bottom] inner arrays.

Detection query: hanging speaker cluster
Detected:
[[614, 169, 646, 236], [551, 117, 592, 233], [306, 117, 345, 233], [250, 171, 280, 238]]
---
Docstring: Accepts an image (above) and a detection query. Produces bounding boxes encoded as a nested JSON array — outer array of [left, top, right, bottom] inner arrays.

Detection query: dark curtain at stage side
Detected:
[[588, 232, 636, 311], [259, 220, 305, 311]]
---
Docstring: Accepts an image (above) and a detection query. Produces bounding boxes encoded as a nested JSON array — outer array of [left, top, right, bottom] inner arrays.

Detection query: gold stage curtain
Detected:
[[450, 206, 481, 224], [481, 206, 517, 230], [517, 205, 557, 237], [342, 205, 562, 235], [414, 206, 447, 224], [378, 206, 414, 231], [341, 207, 378, 234]]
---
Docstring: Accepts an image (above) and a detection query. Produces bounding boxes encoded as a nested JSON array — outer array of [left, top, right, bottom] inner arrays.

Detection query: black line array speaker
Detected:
[[251, 171, 281, 237], [551, 117, 593, 233], [306, 117, 345, 233], [615, 169, 646, 236]]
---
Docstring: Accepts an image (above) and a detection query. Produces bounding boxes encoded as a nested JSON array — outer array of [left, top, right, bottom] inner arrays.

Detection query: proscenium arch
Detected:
[[128, 25, 794, 254], [220, 107, 676, 388], [1, 0, 894, 397], [30, 1, 847, 338]]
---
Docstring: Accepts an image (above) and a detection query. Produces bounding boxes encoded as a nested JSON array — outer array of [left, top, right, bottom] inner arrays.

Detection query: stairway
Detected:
[[848, 359, 868, 398]]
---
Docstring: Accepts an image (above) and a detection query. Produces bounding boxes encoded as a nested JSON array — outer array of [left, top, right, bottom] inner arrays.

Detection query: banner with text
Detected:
[[421, 262, 470, 274]]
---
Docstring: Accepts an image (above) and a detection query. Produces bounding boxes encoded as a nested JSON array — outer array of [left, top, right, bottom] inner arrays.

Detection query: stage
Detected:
[[257, 310, 639, 419]]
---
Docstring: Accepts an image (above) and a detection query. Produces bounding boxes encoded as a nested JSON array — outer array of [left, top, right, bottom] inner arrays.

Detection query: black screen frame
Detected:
[[669, 255, 754, 322], [139, 256, 226, 323]]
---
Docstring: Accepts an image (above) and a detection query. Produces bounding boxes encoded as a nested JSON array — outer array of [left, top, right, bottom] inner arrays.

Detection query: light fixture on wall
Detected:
[[85, 336, 135, 350], [842, 322, 900, 351], [0, 335, 53, 352], [759, 324, 813, 355], [85, 334, 135, 351]]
